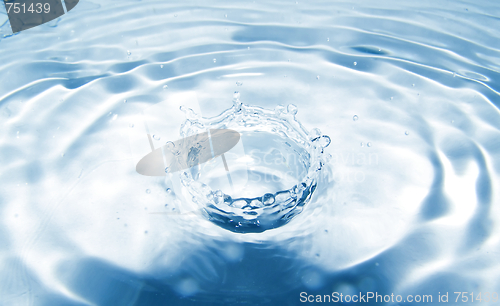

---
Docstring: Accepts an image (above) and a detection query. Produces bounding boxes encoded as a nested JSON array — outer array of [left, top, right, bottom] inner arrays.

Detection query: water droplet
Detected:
[[367, 142, 372, 147], [129, 124, 134, 128], [327, 38, 329, 42], [360, 142, 364, 147], [262, 193, 275, 205], [153, 134, 160, 141], [405, 131, 409, 135], [163, 85, 169, 89], [145, 230, 148, 234], [174, 14, 178, 17], [324, 229, 328, 233], [123, 99, 127, 103], [453, 72, 456, 77], [160, 64, 164, 68], [224, 14, 228, 18], [166, 141, 175, 151], [164, 203, 169, 207], [216, 190, 223, 197], [412, 83, 415, 87], [248, 46, 250, 50], [233, 91, 241, 101], [310, 128, 321, 138], [127, 50, 131, 56], [236, 81, 243, 86], [295, 1, 298, 4], [16, 131, 19, 139], [146, 189, 151, 194], [316, 75, 320, 80], [315, 135, 331, 148], [390, 97, 393, 100], [213, 58, 217, 63], [166, 188, 172, 194], [353, 61, 357, 66], [287, 104, 298, 115], [353, 115, 358, 121], [164, 167, 169, 173]]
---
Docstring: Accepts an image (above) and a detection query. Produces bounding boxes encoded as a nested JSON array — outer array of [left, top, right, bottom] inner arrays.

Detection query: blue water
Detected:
[[1, 0, 500, 305]]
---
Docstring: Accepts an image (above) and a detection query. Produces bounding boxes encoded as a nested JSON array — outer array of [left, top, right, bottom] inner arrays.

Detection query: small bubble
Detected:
[[412, 83, 415, 87], [163, 85, 169, 89], [390, 97, 393, 100], [127, 50, 131, 56], [354, 61, 357, 66], [236, 81, 243, 86], [160, 64, 164, 68], [327, 38, 329, 42], [287, 104, 298, 115], [153, 134, 160, 141], [405, 131, 409, 135], [360, 142, 364, 147], [166, 188, 172, 194], [353, 115, 358, 121], [324, 229, 328, 233], [224, 14, 228, 18], [378, 48, 381, 52], [123, 99, 127, 103], [367, 142, 372, 147], [316, 75, 320, 80], [213, 58, 217, 63], [146, 189, 151, 194], [165, 203, 169, 207]]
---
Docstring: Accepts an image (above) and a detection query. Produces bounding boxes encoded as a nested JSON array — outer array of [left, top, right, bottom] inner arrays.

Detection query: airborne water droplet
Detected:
[[146, 189, 151, 194], [353, 115, 358, 121], [405, 131, 409, 135], [166, 188, 172, 194], [236, 81, 243, 86], [367, 142, 372, 147], [127, 50, 131, 56], [316, 75, 320, 80], [213, 58, 217, 63], [153, 134, 160, 141], [163, 85, 168, 89], [354, 61, 357, 66], [160, 64, 164, 68]]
